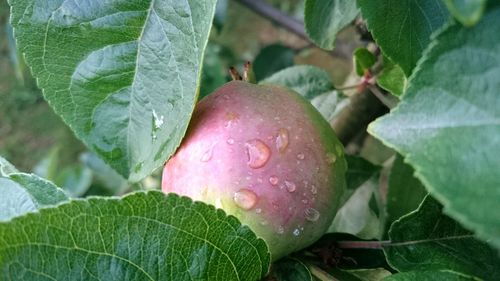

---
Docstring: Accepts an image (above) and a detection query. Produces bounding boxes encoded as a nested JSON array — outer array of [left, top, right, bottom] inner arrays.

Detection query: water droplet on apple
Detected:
[[326, 153, 337, 164], [293, 228, 301, 236], [276, 128, 289, 153], [277, 225, 285, 234], [233, 189, 258, 210], [200, 146, 214, 162], [297, 153, 305, 160], [311, 185, 318, 195], [269, 176, 279, 186], [305, 207, 320, 222], [245, 139, 271, 169], [284, 181, 296, 193], [226, 138, 235, 145]]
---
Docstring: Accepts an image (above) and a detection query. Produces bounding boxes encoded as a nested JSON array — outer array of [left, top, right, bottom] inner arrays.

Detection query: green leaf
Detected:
[[443, 0, 486, 26], [260, 65, 334, 100], [385, 196, 500, 280], [260, 65, 345, 122], [345, 155, 380, 191], [357, 0, 449, 75], [304, 0, 358, 50], [383, 271, 477, 281], [354, 48, 376, 76], [385, 155, 427, 232], [0, 191, 270, 280], [8, 0, 218, 181], [253, 44, 295, 81], [369, 7, 500, 250], [377, 57, 406, 97], [0, 173, 69, 221], [268, 258, 313, 281]]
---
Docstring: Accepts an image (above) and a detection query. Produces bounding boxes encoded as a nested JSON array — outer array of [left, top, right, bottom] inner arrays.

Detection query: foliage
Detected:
[[1, 0, 499, 280]]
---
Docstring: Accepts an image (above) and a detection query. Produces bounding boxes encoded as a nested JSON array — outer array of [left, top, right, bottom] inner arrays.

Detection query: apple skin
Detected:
[[162, 80, 346, 260]]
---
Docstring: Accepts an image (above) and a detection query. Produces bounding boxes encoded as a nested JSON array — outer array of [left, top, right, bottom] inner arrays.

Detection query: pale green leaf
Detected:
[[369, 7, 500, 249], [357, 0, 449, 75], [354, 48, 376, 76], [443, 0, 486, 26], [8, 0, 217, 181], [0, 156, 18, 176], [377, 57, 406, 97], [305, 0, 358, 50], [0, 191, 270, 280]]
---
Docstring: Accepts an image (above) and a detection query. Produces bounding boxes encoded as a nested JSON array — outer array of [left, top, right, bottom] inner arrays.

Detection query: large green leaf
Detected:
[[443, 0, 486, 26], [0, 191, 270, 280], [304, 0, 358, 50], [369, 7, 500, 249], [253, 44, 295, 81], [357, 0, 449, 75], [8, 0, 217, 181], [268, 258, 313, 281], [384, 196, 500, 280]]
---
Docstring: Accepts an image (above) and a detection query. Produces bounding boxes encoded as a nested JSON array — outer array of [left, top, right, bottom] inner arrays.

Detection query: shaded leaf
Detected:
[[357, 0, 449, 75], [0, 191, 270, 280], [253, 44, 295, 81], [304, 0, 358, 50], [8, 0, 218, 181], [269, 258, 313, 281], [213, 0, 228, 31], [354, 48, 376, 76], [443, 0, 486, 26], [369, 7, 500, 250], [384, 196, 500, 280], [345, 155, 380, 191], [347, 268, 391, 281], [385, 155, 427, 232]]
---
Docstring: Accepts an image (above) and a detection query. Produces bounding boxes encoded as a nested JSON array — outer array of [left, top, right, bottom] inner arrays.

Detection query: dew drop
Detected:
[[284, 181, 296, 193], [245, 139, 271, 169], [276, 128, 289, 153], [233, 189, 258, 210], [261, 220, 269, 226], [269, 176, 279, 186], [297, 153, 305, 160], [200, 146, 214, 162], [277, 225, 285, 234], [302, 198, 309, 204], [255, 208, 262, 214], [311, 185, 318, 195], [305, 207, 320, 222], [226, 138, 235, 145], [152, 109, 164, 129], [293, 228, 301, 236]]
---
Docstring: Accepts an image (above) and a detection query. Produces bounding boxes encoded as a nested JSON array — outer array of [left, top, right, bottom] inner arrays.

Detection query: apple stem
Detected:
[[243, 61, 256, 83], [229, 67, 242, 81]]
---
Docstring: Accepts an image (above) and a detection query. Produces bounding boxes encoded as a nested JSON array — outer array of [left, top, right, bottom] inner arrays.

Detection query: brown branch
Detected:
[[233, 0, 353, 60]]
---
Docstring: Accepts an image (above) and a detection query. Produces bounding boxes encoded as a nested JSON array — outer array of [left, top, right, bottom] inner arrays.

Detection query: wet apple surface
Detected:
[[162, 80, 346, 260]]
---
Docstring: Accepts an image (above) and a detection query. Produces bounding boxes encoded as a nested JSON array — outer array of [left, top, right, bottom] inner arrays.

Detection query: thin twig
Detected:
[[233, 0, 353, 60], [368, 85, 397, 109]]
